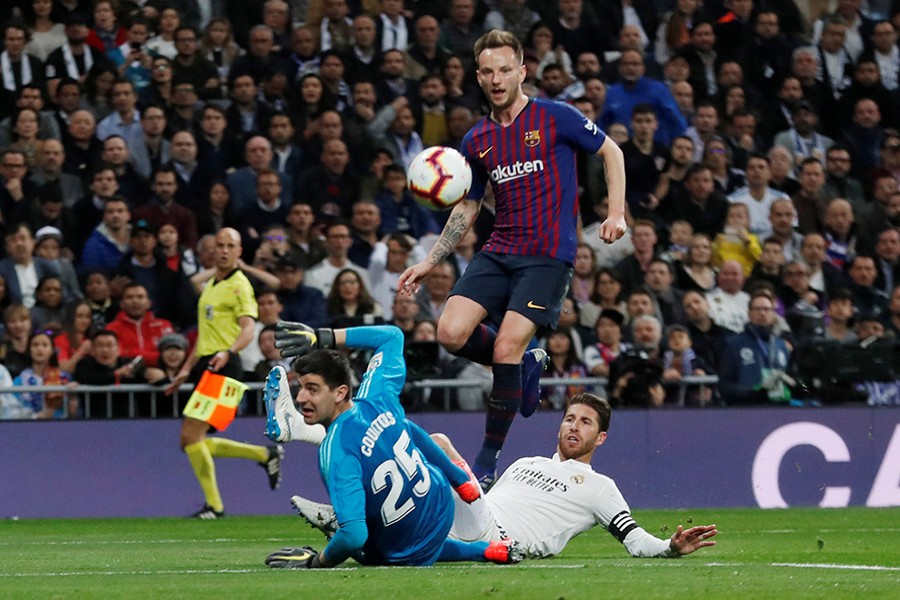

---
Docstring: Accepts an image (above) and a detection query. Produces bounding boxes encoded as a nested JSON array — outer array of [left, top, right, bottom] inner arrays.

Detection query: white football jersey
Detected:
[[451, 454, 673, 558]]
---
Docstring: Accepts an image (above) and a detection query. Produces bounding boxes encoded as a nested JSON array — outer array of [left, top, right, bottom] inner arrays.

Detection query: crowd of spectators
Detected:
[[1, 0, 899, 419]]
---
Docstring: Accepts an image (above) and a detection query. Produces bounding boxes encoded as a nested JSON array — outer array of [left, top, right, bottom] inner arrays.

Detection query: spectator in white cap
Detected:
[[33, 225, 82, 303]]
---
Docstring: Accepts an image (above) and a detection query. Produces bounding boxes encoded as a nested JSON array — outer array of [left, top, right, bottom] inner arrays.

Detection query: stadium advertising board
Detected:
[[0, 408, 897, 518]]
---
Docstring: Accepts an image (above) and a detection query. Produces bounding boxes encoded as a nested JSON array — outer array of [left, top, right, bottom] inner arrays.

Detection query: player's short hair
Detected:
[[567, 393, 611, 432], [762, 236, 784, 248], [292, 349, 354, 392], [474, 29, 523, 64]]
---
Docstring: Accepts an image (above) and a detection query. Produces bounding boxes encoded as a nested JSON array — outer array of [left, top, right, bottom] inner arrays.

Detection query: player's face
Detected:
[[476, 46, 525, 112], [296, 373, 348, 427], [557, 403, 605, 461]]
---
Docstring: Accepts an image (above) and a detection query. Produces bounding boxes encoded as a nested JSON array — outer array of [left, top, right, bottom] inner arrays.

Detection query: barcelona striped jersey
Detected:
[[460, 97, 607, 264]]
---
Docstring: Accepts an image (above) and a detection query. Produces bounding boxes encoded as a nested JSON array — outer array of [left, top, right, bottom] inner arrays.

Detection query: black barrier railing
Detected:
[[0, 375, 722, 417]]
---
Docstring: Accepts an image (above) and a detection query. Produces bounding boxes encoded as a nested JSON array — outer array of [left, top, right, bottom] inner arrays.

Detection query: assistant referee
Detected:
[[167, 227, 282, 519]]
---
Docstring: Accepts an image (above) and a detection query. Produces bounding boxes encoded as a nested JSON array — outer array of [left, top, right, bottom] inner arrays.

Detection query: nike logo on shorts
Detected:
[[527, 300, 546, 310]]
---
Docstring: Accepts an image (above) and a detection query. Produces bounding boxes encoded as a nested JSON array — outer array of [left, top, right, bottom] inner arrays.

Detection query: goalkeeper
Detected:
[[262, 322, 523, 569]]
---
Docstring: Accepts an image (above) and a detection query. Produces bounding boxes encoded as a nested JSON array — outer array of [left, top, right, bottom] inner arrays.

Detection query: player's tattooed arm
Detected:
[[427, 199, 481, 265]]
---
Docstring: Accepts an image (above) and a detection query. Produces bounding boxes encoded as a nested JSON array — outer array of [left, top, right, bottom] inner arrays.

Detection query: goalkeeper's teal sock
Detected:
[[185, 440, 223, 512], [437, 539, 490, 562]]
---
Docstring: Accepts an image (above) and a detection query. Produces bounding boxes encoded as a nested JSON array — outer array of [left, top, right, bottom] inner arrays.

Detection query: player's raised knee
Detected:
[[492, 336, 529, 364], [436, 320, 468, 352]]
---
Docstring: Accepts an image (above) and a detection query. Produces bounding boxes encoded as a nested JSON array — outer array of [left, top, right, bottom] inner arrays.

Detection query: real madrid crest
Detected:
[[524, 129, 541, 147], [570, 475, 584, 485]]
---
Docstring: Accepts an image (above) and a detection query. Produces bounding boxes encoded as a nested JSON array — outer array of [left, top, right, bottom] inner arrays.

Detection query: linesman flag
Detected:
[[183, 370, 248, 431]]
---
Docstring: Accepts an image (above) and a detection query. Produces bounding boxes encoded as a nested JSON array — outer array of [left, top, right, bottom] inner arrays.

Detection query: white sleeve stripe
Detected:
[[608, 510, 639, 542]]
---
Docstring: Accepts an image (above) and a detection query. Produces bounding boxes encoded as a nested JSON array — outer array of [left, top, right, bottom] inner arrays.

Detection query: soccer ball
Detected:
[[407, 146, 473, 210]]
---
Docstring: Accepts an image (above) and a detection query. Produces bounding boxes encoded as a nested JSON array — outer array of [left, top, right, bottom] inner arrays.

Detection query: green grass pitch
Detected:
[[1, 507, 898, 599]]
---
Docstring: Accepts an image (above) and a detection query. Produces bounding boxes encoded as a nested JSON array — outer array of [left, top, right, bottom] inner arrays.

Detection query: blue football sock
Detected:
[[452, 323, 497, 366], [474, 362, 521, 473]]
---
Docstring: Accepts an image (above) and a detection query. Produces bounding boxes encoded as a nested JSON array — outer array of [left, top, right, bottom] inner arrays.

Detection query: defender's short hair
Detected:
[[567, 393, 611, 433]]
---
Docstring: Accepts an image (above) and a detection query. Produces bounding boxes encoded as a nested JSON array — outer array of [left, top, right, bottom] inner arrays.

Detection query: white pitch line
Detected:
[[599, 561, 900, 573], [0, 537, 296, 547], [1, 569, 258, 577], [756, 528, 900, 535], [771, 562, 900, 572], [0, 564, 588, 578]]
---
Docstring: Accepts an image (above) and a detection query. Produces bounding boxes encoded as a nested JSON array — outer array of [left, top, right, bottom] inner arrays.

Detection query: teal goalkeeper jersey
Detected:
[[318, 326, 455, 566]]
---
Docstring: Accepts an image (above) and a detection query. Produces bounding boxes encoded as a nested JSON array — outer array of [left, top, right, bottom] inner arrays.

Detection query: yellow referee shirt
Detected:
[[195, 269, 258, 357]]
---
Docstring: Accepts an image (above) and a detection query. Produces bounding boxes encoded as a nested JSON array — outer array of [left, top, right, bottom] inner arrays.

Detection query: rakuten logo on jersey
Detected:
[[490, 159, 545, 184]]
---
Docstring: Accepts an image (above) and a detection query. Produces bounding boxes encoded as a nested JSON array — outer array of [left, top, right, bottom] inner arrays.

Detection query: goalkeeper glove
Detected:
[[274, 321, 336, 358], [265, 546, 323, 569]]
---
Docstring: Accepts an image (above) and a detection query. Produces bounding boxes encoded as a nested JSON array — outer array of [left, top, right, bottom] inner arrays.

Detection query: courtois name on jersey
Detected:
[[360, 411, 397, 457]]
